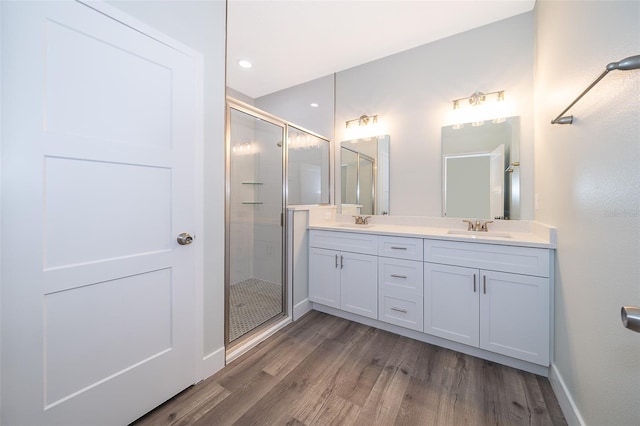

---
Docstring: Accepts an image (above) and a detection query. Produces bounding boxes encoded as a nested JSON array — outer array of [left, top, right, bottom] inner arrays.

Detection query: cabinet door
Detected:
[[424, 263, 479, 346], [480, 270, 550, 365], [340, 252, 378, 319], [309, 247, 341, 309]]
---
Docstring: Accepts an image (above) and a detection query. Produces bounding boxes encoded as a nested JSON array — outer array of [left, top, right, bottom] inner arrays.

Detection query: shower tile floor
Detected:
[[229, 278, 283, 342]]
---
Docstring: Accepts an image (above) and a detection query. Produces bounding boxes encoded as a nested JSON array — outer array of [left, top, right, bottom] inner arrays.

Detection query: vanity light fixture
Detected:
[[452, 90, 505, 110], [551, 54, 640, 124], [345, 114, 378, 129]]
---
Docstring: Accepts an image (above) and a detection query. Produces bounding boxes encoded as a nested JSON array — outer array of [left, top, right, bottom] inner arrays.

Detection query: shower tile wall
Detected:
[[251, 128, 282, 285], [229, 112, 255, 285], [229, 112, 282, 286]]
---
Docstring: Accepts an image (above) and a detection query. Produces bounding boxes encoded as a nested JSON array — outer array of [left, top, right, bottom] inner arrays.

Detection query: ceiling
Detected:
[[227, 0, 536, 99]]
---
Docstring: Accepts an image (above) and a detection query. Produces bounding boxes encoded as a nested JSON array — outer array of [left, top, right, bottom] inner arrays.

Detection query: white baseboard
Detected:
[[549, 363, 585, 426], [202, 346, 225, 380], [293, 298, 312, 320]]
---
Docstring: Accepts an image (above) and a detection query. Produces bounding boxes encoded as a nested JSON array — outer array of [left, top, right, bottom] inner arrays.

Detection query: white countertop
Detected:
[[308, 219, 556, 249]]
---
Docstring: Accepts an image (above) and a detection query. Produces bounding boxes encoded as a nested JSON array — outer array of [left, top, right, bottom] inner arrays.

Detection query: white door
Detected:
[[1, 2, 201, 425], [424, 263, 480, 347], [340, 252, 378, 319], [479, 271, 550, 365], [308, 247, 341, 309]]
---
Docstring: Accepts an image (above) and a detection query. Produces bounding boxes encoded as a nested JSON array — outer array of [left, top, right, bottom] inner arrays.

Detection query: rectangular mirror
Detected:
[[340, 135, 390, 215], [287, 126, 330, 205], [441, 117, 520, 220]]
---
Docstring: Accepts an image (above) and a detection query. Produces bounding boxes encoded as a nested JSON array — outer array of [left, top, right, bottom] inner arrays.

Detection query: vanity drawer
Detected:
[[423, 239, 550, 277], [379, 294, 423, 332], [378, 257, 423, 295], [309, 230, 377, 255], [378, 235, 424, 261]]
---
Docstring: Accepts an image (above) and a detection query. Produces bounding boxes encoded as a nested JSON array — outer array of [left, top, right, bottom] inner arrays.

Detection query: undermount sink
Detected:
[[336, 223, 375, 228], [447, 229, 512, 238]]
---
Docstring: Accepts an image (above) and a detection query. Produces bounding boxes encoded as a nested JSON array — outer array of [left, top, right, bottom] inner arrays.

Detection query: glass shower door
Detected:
[[227, 106, 285, 345]]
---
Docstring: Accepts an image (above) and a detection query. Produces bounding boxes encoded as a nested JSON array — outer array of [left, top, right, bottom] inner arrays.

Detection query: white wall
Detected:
[[335, 12, 534, 218], [106, 0, 227, 362], [534, 1, 640, 425]]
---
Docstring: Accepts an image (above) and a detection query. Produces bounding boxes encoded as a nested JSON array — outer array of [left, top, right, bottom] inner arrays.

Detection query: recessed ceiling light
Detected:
[[310, 103, 319, 108], [238, 59, 252, 69]]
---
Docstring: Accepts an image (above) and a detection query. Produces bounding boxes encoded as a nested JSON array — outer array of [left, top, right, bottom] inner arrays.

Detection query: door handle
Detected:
[[177, 232, 193, 245], [335, 254, 339, 268], [621, 306, 640, 332], [473, 274, 476, 292], [483, 275, 487, 294], [340, 255, 344, 269]]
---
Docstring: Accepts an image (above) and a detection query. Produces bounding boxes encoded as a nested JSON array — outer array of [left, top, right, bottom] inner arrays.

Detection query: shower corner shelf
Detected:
[[242, 201, 263, 205], [242, 182, 264, 185]]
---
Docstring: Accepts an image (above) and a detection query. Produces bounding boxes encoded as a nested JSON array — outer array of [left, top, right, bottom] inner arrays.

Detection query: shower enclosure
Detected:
[[225, 99, 330, 349], [226, 101, 285, 347]]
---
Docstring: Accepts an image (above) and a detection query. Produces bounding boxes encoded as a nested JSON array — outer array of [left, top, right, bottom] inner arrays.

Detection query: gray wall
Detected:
[[335, 12, 534, 218], [107, 0, 227, 359], [227, 87, 255, 105], [255, 74, 335, 141], [534, 1, 640, 425]]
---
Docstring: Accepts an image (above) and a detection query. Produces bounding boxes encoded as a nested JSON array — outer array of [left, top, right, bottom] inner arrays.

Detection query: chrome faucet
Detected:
[[353, 215, 371, 225], [462, 219, 493, 232], [480, 220, 493, 231], [462, 219, 476, 231]]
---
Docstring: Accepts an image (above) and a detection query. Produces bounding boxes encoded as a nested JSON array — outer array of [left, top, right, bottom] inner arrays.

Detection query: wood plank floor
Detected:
[[132, 311, 567, 426]]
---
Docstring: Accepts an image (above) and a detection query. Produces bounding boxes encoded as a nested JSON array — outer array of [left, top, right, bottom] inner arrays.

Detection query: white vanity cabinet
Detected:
[[424, 240, 550, 366], [377, 236, 424, 332], [309, 230, 378, 319], [307, 226, 554, 373]]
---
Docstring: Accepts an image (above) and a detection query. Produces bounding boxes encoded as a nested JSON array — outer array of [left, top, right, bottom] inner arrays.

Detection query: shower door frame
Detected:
[[224, 98, 289, 351], [341, 146, 376, 215]]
